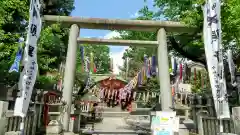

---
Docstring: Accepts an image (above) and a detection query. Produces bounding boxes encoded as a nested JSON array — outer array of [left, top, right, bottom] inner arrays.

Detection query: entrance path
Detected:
[[84, 107, 141, 135], [91, 117, 136, 135]]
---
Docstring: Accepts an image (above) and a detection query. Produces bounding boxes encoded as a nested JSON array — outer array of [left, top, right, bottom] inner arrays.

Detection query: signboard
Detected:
[[153, 129, 171, 135], [178, 83, 191, 93], [151, 111, 178, 135], [173, 117, 180, 132]]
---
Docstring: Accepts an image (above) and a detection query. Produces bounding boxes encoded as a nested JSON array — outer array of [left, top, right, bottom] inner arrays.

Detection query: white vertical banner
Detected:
[[203, 0, 230, 118], [14, 0, 42, 117]]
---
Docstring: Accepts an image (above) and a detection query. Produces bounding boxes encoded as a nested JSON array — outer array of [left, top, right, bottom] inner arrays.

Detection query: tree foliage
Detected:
[[42, 0, 75, 16], [120, 0, 240, 67], [76, 45, 111, 74], [0, 0, 29, 86], [153, 0, 240, 65], [0, 0, 111, 91], [0, 0, 74, 86], [187, 70, 211, 93], [74, 44, 111, 95], [118, 0, 240, 100]]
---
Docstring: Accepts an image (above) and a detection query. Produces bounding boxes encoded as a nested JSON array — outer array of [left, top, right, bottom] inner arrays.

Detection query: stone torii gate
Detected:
[[43, 15, 194, 131]]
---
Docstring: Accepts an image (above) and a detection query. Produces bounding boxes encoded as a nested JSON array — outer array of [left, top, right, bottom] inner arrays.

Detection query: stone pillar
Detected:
[[62, 24, 79, 131], [0, 101, 8, 135], [232, 106, 240, 134], [157, 28, 172, 111]]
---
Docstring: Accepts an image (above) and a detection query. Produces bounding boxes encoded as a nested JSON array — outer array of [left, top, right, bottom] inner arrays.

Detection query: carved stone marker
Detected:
[[232, 106, 240, 134]]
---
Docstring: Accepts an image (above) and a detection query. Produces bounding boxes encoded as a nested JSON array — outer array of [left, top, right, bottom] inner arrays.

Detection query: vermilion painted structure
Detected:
[[99, 77, 126, 90]]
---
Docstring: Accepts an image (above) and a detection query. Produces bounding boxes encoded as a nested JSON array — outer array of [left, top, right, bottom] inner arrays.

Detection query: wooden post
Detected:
[[235, 73, 240, 104], [31, 95, 39, 135], [38, 91, 44, 129], [196, 110, 209, 135], [232, 107, 240, 134]]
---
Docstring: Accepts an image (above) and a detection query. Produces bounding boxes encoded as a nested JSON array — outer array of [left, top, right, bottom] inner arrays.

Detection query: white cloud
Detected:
[[130, 11, 140, 18], [103, 31, 128, 75], [104, 31, 120, 39], [110, 46, 129, 74]]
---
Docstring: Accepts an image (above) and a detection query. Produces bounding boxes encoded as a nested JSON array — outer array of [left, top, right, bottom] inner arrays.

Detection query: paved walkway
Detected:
[[91, 117, 137, 135], [84, 107, 139, 135]]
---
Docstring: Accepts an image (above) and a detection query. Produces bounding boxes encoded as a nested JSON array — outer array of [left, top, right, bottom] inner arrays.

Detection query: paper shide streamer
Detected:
[[118, 55, 158, 110]]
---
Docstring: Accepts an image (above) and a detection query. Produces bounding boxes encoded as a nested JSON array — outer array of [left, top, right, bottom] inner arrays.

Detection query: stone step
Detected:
[[101, 106, 122, 112], [101, 111, 129, 117], [83, 117, 140, 135]]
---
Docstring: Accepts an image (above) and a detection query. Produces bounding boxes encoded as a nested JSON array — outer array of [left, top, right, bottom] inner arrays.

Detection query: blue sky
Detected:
[[71, 0, 154, 53], [71, 0, 154, 73]]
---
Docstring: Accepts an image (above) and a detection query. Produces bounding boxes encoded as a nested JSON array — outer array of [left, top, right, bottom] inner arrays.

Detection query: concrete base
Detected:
[[5, 131, 21, 135], [0, 118, 7, 135], [46, 120, 63, 134], [178, 124, 189, 135], [219, 133, 237, 135], [62, 132, 77, 135], [46, 133, 63, 135], [46, 132, 78, 135]]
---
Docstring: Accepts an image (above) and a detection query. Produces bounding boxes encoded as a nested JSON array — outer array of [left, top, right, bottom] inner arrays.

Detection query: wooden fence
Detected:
[[1, 90, 239, 135], [0, 101, 43, 135], [6, 110, 40, 135], [199, 116, 235, 135], [174, 92, 239, 135]]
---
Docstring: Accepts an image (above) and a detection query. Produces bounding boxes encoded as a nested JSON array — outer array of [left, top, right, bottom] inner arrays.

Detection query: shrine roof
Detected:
[[91, 74, 127, 83]]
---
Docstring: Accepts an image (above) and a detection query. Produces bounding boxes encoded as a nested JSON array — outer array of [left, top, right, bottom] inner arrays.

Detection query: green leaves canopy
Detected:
[[120, 0, 240, 66], [117, 0, 240, 100], [76, 45, 110, 74], [0, 0, 74, 86]]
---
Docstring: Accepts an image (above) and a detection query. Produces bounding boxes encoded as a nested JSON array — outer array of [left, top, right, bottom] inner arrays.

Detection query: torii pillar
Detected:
[[62, 24, 79, 131], [157, 28, 172, 111]]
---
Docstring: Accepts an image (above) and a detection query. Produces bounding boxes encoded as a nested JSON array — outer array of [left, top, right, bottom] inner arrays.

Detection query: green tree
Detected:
[[120, 0, 240, 67], [0, 0, 75, 87], [0, 0, 111, 92], [117, 0, 240, 105], [153, 0, 240, 65], [76, 45, 111, 74], [0, 0, 29, 86], [42, 0, 75, 15], [187, 70, 211, 93], [73, 44, 111, 96], [153, 0, 240, 96]]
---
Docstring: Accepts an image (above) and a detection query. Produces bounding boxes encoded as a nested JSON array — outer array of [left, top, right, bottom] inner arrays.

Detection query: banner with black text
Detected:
[[203, 0, 230, 118], [14, 0, 42, 117]]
